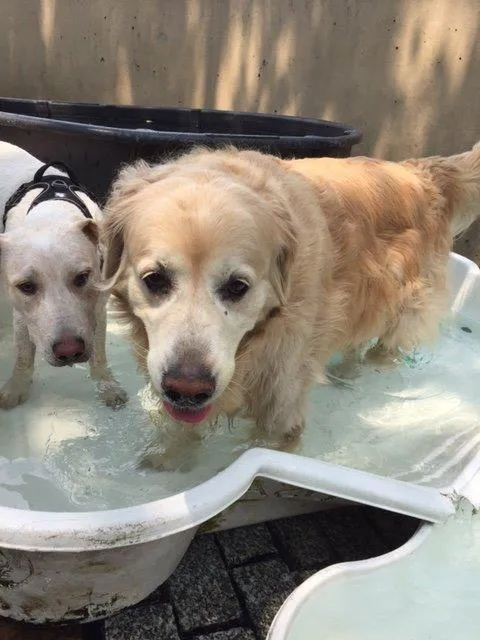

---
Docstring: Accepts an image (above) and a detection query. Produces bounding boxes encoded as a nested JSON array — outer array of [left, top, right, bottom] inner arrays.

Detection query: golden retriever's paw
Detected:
[[138, 446, 196, 472], [263, 419, 304, 453], [326, 364, 358, 390], [138, 449, 174, 471], [285, 421, 304, 440], [139, 427, 201, 472], [325, 370, 356, 390], [97, 380, 128, 409], [282, 421, 304, 451], [325, 349, 362, 388], [0, 378, 30, 410], [364, 342, 399, 367], [326, 360, 361, 382]]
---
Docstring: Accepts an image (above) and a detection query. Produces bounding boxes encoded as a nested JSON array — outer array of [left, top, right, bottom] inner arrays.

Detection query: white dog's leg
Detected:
[[89, 302, 127, 408], [0, 312, 35, 410]]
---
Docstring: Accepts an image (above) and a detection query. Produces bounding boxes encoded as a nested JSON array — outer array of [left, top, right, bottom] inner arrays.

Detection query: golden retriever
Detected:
[[101, 143, 480, 456]]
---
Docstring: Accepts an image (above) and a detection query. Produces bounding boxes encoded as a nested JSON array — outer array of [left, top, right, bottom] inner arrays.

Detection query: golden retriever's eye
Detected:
[[73, 270, 90, 288], [219, 277, 250, 302], [142, 269, 173, 296], [16, 281, 37, 296]]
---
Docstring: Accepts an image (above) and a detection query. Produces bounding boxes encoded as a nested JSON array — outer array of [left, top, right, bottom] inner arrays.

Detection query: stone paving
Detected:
[[0, 505, 419, 640]]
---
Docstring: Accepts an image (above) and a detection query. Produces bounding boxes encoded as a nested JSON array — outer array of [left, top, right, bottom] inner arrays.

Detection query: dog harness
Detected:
[[3, 162, 99, 228]]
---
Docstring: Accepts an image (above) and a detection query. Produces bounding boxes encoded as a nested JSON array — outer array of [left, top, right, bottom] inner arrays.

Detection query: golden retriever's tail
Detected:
[[405, 141, 480, 238], [432, 141, 480, 237], [448, 141, 480, 236]]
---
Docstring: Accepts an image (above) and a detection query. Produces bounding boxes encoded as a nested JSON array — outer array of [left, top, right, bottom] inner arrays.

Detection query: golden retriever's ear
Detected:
[[101, 159, 177, 285], [270, 244, 295, 305], [100, 161, 152, 287], [270, 223, 297, 305], [100, 217, 125, 286]]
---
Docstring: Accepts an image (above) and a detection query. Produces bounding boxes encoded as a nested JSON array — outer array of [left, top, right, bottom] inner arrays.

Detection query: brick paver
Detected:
[[268, 512, 334, 570], [216, 523, 277, 567], [232, 559, 297, 638], [196, 630, 257, 640], [168, 534, 242, 633], [104, 603, 179, 640]]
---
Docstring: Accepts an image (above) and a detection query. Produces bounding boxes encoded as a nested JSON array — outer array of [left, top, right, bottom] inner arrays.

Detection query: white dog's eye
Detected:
[[73, 271, 90, 288], [142, 269, 173, 296], [16, 281, 38, 296], [218, 277, 250, 302]]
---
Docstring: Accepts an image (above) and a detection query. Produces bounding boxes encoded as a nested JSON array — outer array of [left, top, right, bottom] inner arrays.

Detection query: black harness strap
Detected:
[[3, 162, 99, 228]]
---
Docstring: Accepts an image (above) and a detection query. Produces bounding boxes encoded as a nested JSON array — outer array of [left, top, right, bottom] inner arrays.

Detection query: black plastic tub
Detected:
[[0, 98, 362, 201]]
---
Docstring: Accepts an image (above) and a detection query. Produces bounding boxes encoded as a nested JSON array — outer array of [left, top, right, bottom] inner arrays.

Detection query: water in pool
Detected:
[[0, 295, 479, 511]]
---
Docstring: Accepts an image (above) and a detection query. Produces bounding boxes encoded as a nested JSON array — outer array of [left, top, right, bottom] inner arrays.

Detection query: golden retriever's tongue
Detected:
[[163, 401, 211, 425]]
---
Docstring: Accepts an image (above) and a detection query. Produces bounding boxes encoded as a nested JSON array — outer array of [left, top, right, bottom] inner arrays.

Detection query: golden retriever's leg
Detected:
[[89, 301, 128, 408], [366, 288, 446, 366], [140, 398, 203, 471], [0, 312, 35, 410], [134, 385, 202, 471], [140, 426, 202, 471], [255, 364, 311, 451]]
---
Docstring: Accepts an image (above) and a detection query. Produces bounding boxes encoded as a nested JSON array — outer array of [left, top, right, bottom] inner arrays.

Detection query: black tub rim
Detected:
[[0, 100, 362, 150]]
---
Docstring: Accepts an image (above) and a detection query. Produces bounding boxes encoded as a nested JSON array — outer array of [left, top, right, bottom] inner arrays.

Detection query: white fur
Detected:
[[0, 141, 126, 410]]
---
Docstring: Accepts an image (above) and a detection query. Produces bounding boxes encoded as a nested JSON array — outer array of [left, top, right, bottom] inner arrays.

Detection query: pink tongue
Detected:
[[163, 401, 211, 425]]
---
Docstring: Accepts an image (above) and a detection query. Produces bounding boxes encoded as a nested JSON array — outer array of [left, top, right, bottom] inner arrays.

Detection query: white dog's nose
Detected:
[[52, 335, 86, 365]]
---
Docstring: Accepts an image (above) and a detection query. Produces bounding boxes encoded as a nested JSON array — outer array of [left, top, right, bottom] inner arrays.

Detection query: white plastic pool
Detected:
[[0, 253, 478, 622]]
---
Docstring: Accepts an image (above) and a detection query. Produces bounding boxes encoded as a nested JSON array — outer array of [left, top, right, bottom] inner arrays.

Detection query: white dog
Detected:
[[0, 141, 126, 410]]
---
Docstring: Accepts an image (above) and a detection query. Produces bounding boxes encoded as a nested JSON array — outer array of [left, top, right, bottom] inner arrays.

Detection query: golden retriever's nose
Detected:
[[162, 361, 216, 407]]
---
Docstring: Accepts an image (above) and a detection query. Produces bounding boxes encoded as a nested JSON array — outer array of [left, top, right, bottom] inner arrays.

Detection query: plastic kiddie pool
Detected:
[[0, 252, 478, 623]]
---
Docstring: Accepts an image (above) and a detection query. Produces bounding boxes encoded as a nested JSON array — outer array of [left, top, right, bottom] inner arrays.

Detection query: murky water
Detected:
[[286, 504, 480, 640], [0, 292, 479, 512]]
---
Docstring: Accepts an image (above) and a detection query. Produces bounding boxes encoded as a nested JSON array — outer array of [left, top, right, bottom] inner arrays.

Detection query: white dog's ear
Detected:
[[0, 233, 10, 258], [76, 218, 99, 244]]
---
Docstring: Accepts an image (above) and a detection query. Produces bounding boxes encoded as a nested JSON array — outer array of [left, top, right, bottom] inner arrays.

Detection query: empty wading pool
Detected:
[[0, 252, 479, 624]]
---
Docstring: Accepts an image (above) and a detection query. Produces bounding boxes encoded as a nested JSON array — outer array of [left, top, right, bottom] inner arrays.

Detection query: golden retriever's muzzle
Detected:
[[160, 350, 216, 425]]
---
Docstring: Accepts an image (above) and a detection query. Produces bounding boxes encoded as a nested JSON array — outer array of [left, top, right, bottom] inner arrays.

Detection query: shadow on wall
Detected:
[[0, 0, 479, 161], [0, 0, 479, 261]]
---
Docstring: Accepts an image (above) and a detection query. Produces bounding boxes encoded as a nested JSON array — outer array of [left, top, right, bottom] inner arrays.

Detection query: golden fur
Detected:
[[101, 143, 480, 452]]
